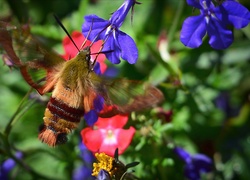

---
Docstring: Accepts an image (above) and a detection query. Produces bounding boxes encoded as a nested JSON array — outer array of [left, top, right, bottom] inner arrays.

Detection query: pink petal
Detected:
[[81, 128, 102, 152], [99, 143, 118, 157], [117, 127, 136, 154], [62, 31, 90, 60], [95, 114, 128, 128]]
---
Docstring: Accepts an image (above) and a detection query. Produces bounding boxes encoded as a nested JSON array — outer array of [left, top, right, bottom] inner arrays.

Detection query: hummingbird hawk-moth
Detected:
[[0, 21, 163, 147]]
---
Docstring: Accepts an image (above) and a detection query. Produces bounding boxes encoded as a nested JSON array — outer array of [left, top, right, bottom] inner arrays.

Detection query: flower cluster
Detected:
[[181, 0, 250, 49], [82, 0, 139, 64], [62, 0, 249, 179]]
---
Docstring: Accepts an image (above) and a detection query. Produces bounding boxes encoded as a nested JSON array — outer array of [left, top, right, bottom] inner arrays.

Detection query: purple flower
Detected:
[[73, 143, 95, 180], [174, 147, 212, 180], [181, 0, 250, 49], [82, 0, 140, 64], [0, 152, 22, 179]]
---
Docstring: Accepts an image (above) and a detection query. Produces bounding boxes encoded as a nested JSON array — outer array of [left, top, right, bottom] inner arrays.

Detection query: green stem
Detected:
[[10, 154, 57, 180], [4, 88, 33, 136], [147, 44, 177, 75], [167, 0, 185, 47]]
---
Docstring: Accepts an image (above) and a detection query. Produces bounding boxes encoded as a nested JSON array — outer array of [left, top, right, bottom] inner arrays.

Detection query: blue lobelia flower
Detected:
[[73, 143, 95, 180], [180, 0, 250, 49], [82, 0, 140, 64], [174, 147, 213, 180], [0, 152, 22, 180]]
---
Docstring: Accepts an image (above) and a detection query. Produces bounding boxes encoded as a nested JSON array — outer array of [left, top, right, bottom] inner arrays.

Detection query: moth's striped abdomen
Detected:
[[39, 92, 85, 146]]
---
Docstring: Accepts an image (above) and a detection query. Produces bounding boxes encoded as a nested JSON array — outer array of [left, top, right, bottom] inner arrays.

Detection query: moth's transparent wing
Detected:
[[96, 78, 164, 117], [0, 22, 65, 94]]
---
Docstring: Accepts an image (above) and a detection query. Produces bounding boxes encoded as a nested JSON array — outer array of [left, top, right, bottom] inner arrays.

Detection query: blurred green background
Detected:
[[1, 0, 250, 179]]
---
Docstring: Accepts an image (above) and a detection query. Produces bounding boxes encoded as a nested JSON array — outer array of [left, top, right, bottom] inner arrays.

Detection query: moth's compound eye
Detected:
[[86, 54, 91, 61]]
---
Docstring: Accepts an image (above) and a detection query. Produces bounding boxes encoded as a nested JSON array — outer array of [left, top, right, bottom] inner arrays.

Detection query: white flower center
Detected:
[[101, 129, 118, 145]]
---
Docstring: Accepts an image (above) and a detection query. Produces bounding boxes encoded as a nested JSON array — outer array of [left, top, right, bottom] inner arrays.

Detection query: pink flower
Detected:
[[81, 115, 135, 156], [62, 31, 107, 74]]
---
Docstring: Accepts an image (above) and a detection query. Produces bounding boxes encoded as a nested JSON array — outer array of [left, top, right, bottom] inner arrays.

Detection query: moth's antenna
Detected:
[[89, 25, 108, 48], [53, 14, 80, 52], [90, 50, 113, 55], [79, 19, 94, 50], [90, 29, 113, 69]]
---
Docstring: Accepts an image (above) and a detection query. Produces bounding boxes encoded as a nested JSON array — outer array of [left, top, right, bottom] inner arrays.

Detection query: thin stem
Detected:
[[1, 88, 59, 180], [4, 88, 33, 136], [147, 43, 176, 75], [167, 0, 185, 48], [10, 154, 56, 180]]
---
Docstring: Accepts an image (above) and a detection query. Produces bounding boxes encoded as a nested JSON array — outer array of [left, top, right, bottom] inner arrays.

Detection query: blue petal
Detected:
[[94, 95, 105, 112], [184, 164, 200, 180], [1, 152, 22, 179], [83, 15, 108, 33], [93, 62, 101, 75], [183, 154, 212, 180], [103, 67, 119, 78], [102, 33, 121, 64], [207, 18, 233, 49], [82, 15, 109, 41], [96, 169, 111, 180], [117, 31, 138, 64], [110, 0, 136, 27], [174, 147, 191, 164], [79, 143, 95, 163], [73, 165, 94, 180], [180, 15, 207, 48], [2, 152, 22, 171], [215, 1, 250, 29], [186, 0, 202, 9], [2, 159, 16, 171], [84, 110, 98, 126], [192, 154, 213, 173]]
